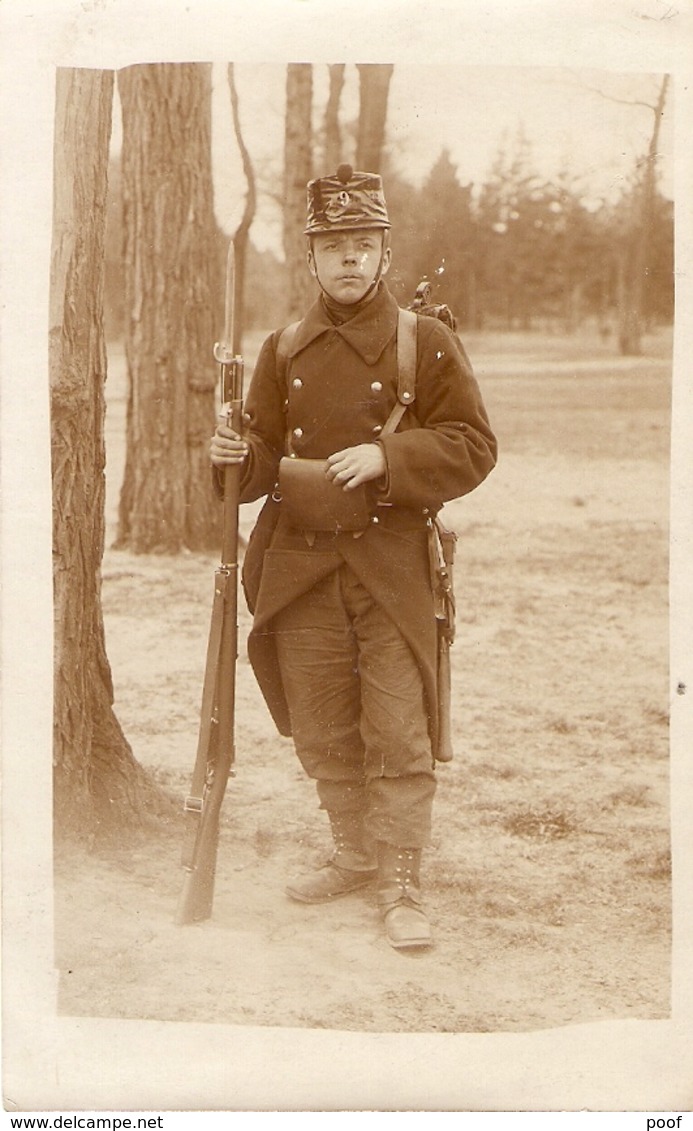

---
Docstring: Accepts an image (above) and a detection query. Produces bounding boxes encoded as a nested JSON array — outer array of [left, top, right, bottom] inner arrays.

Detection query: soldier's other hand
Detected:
[[210, 408, 248, 467], [326, 444, 386, 490]]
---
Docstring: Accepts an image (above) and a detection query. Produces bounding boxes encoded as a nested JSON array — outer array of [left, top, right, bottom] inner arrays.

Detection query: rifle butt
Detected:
[[175, 870, 213, 926], [175, 559, 237, 925], [175, 807, 221, 925]]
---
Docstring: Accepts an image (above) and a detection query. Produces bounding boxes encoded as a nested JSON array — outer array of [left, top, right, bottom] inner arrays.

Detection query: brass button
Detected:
[[292, 378, 303, 389], [371, 381, 383, 393], [371, 515, 379, 524], [402, 391, 412, 401], [293, 427, 303, 439], [372, 424, 382, 435]]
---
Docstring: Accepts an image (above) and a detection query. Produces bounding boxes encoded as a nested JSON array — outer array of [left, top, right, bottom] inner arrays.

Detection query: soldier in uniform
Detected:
[[211, 164, 497, 950]]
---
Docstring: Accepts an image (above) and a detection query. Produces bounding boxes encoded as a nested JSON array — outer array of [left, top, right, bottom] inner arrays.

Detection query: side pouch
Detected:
[[241, 495, 281, 614], [278, 456, 371, 532]]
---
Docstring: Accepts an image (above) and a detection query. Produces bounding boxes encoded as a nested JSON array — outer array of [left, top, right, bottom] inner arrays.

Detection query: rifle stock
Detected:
[[176, 241, 243, 925]]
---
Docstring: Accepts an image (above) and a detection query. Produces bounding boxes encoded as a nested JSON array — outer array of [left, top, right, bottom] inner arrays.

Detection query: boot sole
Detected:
[[387, 935, 433, 951]]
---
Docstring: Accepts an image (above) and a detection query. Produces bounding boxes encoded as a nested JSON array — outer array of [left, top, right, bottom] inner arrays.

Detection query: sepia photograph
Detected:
[[1, 0, 692, 1116]]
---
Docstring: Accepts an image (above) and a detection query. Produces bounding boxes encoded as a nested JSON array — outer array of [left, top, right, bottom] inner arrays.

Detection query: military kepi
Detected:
[[305, 163, 391, 234]]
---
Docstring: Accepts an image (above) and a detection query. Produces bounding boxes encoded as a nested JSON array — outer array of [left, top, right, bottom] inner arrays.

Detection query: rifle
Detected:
[[176, 240, 244, 925]]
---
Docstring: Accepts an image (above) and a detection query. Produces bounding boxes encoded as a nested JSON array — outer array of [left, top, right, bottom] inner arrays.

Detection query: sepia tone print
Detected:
[[49, 61, 672, 1033]]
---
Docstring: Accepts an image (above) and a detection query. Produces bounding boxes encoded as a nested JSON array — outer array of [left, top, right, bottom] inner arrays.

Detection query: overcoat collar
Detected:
[[287, 283, 399, 366]]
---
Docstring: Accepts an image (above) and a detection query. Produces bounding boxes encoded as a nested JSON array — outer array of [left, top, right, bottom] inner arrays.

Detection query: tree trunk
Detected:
[[51, 68, 162, 837], [283, 63, 314, 321], [355, 64, 394, 172], [116, 63, 220, 553], [617, 234, 642, 355], [323, 63, 345, 170]]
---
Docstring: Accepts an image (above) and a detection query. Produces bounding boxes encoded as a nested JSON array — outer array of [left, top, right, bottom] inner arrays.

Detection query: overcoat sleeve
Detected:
[[377, 316, 497, 513]]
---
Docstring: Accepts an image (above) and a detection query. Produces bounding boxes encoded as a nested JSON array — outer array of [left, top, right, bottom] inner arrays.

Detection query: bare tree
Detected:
[[283, 63, 314, 320], [565, 72, 670, 354], [355, 64, 394, 172], [227, 62, 256, 354], [323, 63, 346, 170], [616, 75, 670, 355], [116, 63, 220, 553], [51, 68, 160, 836]]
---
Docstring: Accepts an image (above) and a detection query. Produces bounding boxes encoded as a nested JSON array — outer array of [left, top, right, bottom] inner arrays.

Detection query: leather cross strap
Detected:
[[383, 307, 416, 436], [276, 319, 302, 456]]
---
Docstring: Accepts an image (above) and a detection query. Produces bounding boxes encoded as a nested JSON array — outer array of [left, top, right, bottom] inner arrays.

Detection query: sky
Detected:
[[204, 62, 674, 254]]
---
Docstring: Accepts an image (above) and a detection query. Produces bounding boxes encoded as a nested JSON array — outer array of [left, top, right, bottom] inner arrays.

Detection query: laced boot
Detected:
[[377, 843, 432, 950], [286, 810, 377, 903]]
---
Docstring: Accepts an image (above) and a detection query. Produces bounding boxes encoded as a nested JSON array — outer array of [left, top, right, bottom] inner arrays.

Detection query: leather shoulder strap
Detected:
[[276, 320, 302, 386], [382, 308, 417, 437], [276, 321, 301, 456], [396, 307, 417, 405]]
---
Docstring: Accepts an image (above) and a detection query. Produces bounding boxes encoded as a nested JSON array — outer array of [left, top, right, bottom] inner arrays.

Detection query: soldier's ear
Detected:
[[306, 244, 317, 278], [380, 245, 392, 277]]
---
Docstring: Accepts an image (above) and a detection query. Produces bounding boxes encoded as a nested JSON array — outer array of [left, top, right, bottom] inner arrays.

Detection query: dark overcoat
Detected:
[[225, 283, 497, 754]]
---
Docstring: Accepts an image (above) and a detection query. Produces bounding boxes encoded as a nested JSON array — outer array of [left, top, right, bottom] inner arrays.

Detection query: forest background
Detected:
[[105, 64, 674, 352]]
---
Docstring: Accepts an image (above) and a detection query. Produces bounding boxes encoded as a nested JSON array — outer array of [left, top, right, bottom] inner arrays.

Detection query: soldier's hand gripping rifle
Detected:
[[176, 241, 244, 925]]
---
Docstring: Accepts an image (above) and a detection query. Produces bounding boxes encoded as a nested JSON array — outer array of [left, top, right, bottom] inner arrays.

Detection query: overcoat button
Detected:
[[293, 427, 303, 439], [371, 515, 379, 524], [402, 391, 412, 401], [371, 381, 383, 392], [372, 424, 382, 435], [292, 378, 303, 389]]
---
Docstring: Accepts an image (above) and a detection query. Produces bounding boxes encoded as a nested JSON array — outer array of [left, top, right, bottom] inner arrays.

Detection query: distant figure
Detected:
[[211, 164, 497, 950]]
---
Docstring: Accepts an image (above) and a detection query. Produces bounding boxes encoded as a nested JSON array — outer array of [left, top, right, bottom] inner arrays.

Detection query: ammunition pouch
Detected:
[[277, 456, 372, 532]]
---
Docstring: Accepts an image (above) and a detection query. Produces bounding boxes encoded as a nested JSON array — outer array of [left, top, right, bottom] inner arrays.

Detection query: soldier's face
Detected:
[[308, 229, 391, 304]]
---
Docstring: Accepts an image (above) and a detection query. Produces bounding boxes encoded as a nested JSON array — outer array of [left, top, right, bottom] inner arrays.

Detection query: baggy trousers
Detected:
[[273, 563, 436, 847]]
